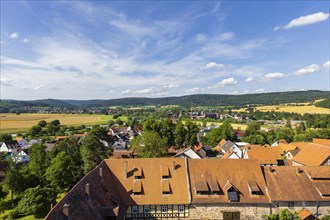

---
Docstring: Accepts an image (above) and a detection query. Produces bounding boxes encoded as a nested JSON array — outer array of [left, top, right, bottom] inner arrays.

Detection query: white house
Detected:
[[15, 138, 28, 147], [11, 150, 29, 163], [0, 141, 20, 153], [174, 147, 201, 159]]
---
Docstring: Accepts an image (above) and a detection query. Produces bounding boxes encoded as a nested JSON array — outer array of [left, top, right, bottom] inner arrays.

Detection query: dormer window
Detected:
[[133, 181, 143, 195], [224, 181, 239, 202], [209, 180, 222, 195], [161, 166, 170, 179], [196, 181, 211, 195], [248, 181, 262, 195], [134, 167, 143, 180], [162, 179, 172, 195]]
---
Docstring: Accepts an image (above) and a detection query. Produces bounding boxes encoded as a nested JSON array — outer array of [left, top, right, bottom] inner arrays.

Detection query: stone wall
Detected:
[[188, 202, 330, 220], [188, 203, 271, 220]]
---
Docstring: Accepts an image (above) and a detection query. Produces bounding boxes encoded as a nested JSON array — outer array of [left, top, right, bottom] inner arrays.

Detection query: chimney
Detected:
[[85, 183, 90, 195], [173, 161, 176, 172], [125, 161, 128, 179], [63, 203, 70, 217], [99, 167, 103, 178]]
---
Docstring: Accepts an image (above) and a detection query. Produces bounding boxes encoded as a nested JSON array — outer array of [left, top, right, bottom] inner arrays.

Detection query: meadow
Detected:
[[234, 105, 329, 114], [0, 114, 121, 134]]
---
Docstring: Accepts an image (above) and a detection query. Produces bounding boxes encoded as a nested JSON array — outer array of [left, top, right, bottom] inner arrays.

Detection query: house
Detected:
[[45, 158, 190, 220], [215, 140, 243, 158], [271, 139, 288, 146], [221, 149, 242, 159], [285, 149, 300, 160], [173, 147, 201, 159], [15, 137, 28, 147], [46, 158, 330, 220], [10, 150, 29, 163], [313, 138, 330, 146], [243, 145, 282, 166], [264, 166, 330, 218], [24, 139, 42, 149], [188, 159, 270, 219], [292, 143, 330, 166], [0, 140, 20, 153], [234, 130, 244, 140]]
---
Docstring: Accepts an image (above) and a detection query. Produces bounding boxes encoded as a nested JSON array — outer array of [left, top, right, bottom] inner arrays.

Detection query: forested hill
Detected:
[[1, 90, 329, 108]]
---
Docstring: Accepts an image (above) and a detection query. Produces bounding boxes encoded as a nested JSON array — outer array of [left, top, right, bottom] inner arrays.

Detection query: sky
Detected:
[[1, 1, 329, 100]]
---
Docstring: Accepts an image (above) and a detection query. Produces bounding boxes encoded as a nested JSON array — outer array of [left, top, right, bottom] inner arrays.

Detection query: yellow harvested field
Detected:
[[254, 105, 329, 114], [0, 113, 112, 133]]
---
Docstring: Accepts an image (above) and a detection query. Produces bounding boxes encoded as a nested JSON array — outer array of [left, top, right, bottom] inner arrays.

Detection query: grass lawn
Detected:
[[0, 113, 128, 134]]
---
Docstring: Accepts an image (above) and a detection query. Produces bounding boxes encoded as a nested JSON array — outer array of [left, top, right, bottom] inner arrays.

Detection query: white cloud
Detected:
[[22, 38, 30, 43], [323, 61, 330, 70], [217, 77, 238, 87], [120, 89, 133, 95], [294, 64, 320, 75], [204, 62, 225, 69], [0, 78, 13, 87], [264, 72, 287, 81], [275, 12, 329, 30], [255, 88, 265, 93], [185, 87, 206, 93], [245, 77, 254, 82], [10, 32, 19, 39]]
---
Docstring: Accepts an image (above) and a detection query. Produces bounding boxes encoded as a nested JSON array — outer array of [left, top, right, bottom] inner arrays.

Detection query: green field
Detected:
[[0, 113, 127, 134]]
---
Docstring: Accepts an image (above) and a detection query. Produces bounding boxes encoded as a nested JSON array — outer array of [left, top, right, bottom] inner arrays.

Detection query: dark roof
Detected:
[[220, 141, 236, 152], [2, 140, 20, 149]]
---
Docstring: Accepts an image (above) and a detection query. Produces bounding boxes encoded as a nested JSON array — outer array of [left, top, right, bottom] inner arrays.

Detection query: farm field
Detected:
[[0, 113, 124, 134], [234, 105, 329, 114]]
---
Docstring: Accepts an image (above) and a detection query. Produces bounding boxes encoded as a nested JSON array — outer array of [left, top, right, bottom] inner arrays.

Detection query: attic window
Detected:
[[209, 180, 222, 195], [196, 181, 211, 195], [133, 181, 143, 195], [227, 187, 239, 202], [161, 166, 170, 179], [162, 180, 171, 195], [134, 167, 143, 179], [248, 181, 261, 195]]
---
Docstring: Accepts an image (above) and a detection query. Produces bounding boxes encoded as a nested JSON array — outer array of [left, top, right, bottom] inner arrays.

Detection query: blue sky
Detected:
[[1, 1, 329, 100]]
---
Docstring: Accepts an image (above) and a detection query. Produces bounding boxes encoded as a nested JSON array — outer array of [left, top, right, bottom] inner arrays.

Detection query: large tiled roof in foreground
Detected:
[[264, 166, 330, 202], [188, 159, 270, 204]]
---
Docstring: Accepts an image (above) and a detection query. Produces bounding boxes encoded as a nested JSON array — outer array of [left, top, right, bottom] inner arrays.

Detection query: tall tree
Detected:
[[28, 143, 47, 179], [0, 134, 12, 142], [46, 151, 78, 192], [185, 121, 199, 147], [3, 162, 24, 202], [80, 135, 107, 174], [131, 131, 167, 158], [17, 186, 56, 216], [174, 121, 187, 149]]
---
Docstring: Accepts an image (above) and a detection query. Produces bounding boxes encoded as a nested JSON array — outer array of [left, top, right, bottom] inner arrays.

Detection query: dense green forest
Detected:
[[315, 98, 330, 109], [1, 90, 329, 108]]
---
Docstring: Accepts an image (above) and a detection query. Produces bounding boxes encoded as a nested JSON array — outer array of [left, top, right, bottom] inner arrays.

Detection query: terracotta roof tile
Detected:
[[292, 143, 330, 166], [188, 159, 270, 204], [245, 145, 281, 165], [264, 166, 329, 202], [313, 138, 330, 146], [298, 208, 313, 220]]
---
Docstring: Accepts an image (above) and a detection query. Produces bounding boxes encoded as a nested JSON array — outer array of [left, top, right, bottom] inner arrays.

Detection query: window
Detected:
[[288, 202, 294, 208], [178, 205, 185, 213], [302, 202, 306, 207], [161, 205, 167, 213], [144, 205, 150, 213], [132, 206, 138, 214]]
